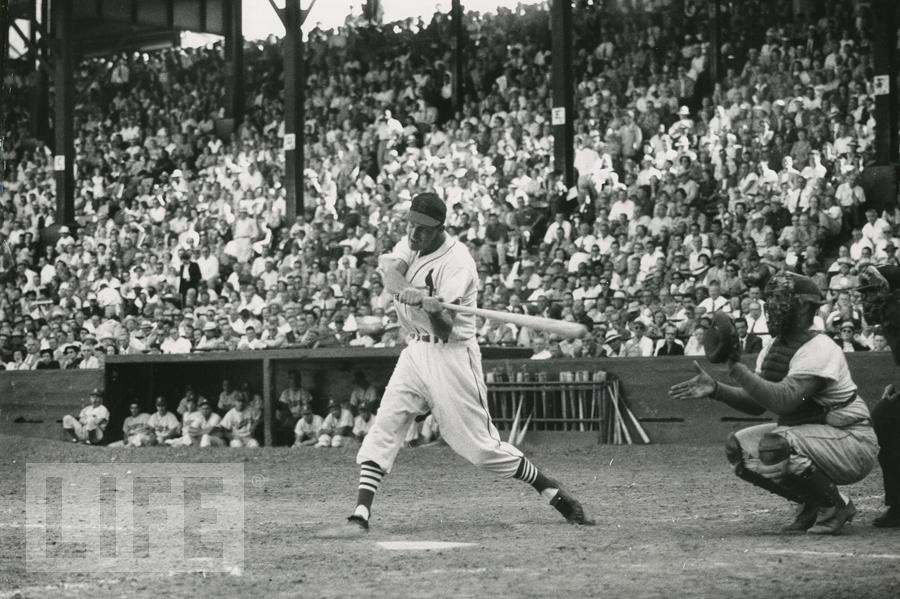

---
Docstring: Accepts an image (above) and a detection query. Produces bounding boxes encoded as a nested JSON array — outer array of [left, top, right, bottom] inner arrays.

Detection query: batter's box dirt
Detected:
[[0, 435, 897, 599]]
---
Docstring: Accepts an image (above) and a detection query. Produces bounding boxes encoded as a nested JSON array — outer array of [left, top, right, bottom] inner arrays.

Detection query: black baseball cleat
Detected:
[[873, 506, 900, 528], [347, 514, 369, 531], [550, 488, 595, 525]]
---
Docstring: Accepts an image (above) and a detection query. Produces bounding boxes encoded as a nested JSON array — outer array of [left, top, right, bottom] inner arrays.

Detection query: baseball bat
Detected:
[[442, 303, 588, 338], [380, 266, 588, 339]]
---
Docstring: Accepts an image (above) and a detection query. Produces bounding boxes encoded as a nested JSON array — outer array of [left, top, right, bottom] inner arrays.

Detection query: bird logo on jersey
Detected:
[[425, 269, 436, 297]]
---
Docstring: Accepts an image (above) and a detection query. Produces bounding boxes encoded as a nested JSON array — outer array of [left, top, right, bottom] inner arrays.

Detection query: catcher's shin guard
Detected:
[[734, 464, 805, 503], [727, 433, 804, 502], [782, 467, 844, 508]]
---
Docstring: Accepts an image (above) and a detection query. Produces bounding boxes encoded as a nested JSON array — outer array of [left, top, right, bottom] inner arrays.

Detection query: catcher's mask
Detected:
[[764, 272, 824, 338]]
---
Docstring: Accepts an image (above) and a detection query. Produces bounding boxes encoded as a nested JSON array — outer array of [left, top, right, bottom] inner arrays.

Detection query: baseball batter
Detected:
[[344, 193, 593, 532], [670, 273, 877, 534]]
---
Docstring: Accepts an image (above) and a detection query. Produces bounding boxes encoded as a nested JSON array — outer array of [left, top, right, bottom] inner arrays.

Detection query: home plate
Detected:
[[378, 541, 475, 551]]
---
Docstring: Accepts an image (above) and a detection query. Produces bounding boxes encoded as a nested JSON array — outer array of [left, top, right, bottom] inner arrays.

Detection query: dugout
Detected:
[[101, 346, 530, 445]]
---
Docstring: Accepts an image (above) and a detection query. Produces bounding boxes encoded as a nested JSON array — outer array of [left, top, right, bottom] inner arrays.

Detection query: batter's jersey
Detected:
[[388, 235, 478, 341]]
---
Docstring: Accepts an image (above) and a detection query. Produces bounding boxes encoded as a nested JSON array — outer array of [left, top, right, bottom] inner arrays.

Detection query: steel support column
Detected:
[[283, 0, 305, 221], [452, 0, 464, 113], [707, 0, 720, 84], [33, 0, 50, 143], [224, 0, 244, 127], [52, 0, 75, 226], [0, 2, 8, 112], [551, 0, 574, 187], [872, 0, 898, 165]]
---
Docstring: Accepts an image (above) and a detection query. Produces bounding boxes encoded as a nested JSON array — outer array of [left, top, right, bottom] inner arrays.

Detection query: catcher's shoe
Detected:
[[873, 506, 900, 528], [781, 502, 820, 533], [549, 487, 595, 525], [808, 500, 857, 535]]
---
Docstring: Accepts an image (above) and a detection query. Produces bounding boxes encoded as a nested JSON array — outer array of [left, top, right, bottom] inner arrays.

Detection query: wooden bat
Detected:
[[380, 266, 588, 339]]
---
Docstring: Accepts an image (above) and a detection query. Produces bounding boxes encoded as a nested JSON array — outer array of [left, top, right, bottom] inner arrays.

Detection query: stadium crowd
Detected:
[[1, 0, 898, 368]]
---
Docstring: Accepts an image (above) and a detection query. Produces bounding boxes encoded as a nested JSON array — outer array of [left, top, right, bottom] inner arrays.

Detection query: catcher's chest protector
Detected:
[[760, 332, 826, 426]]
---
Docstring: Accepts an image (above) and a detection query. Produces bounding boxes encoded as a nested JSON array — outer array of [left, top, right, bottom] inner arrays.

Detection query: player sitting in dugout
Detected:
[[670, 272, 877, 535], [214, 393, 260, 448], [316, 401, 354, 448], [62, 388, 109, 445], [105, 402, 152, 447], [293, 404, 323, 447]]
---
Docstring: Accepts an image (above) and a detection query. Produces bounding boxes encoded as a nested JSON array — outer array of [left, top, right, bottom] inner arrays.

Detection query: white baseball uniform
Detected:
[[219, 406, 259, 448], [357, 235, 523, 474], [294, 414, 323, 446], [123, 412, 152, 446], [353, 414, 373, 439], [317, 409, 354, 447], [147, 411, 181, 445], [170, 410, 221, 447], [63, 404, 110, 442]]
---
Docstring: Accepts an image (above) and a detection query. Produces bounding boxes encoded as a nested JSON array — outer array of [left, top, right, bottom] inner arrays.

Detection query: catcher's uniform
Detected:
[[357, 236, 523, 475], [734, 335, 878, 484]]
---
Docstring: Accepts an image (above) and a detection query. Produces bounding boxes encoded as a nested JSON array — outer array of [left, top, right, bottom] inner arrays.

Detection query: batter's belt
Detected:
[[408, 333, 473, 345]]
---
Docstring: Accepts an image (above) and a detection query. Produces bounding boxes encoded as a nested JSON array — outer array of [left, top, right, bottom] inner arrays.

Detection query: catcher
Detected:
[[669, 272, 877, 534], [857, 265, 900, 527]]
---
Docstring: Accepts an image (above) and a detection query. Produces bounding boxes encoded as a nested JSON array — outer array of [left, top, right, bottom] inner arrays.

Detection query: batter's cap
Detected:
[[407, 192, 446, 227]]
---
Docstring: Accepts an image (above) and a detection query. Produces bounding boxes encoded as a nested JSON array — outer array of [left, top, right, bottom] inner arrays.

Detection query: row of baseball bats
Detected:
[[485, 369, 650, 445]]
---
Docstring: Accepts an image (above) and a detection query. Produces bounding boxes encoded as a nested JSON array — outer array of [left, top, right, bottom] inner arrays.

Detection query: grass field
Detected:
[[0, 433, 897, 599]]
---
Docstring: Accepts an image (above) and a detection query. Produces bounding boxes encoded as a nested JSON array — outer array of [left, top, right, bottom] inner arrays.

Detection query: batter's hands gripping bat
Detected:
[[380, 266, 589, 339]]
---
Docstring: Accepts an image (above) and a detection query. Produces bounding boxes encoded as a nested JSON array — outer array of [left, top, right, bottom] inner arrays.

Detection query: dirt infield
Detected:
[[0, 434, 897, 599]]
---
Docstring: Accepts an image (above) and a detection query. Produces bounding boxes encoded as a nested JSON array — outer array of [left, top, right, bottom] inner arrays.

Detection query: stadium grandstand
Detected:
[[1, 0, 899, 370]]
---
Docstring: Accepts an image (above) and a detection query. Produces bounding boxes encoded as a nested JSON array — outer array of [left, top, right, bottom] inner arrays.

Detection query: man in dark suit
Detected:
[[735, 318, 763, 354], [655, 324, 685, 356], [179, 249, 202, 305]]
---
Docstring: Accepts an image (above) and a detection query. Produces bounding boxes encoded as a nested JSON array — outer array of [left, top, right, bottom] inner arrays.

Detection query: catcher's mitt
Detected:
[[703, 311, 740, 364]]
